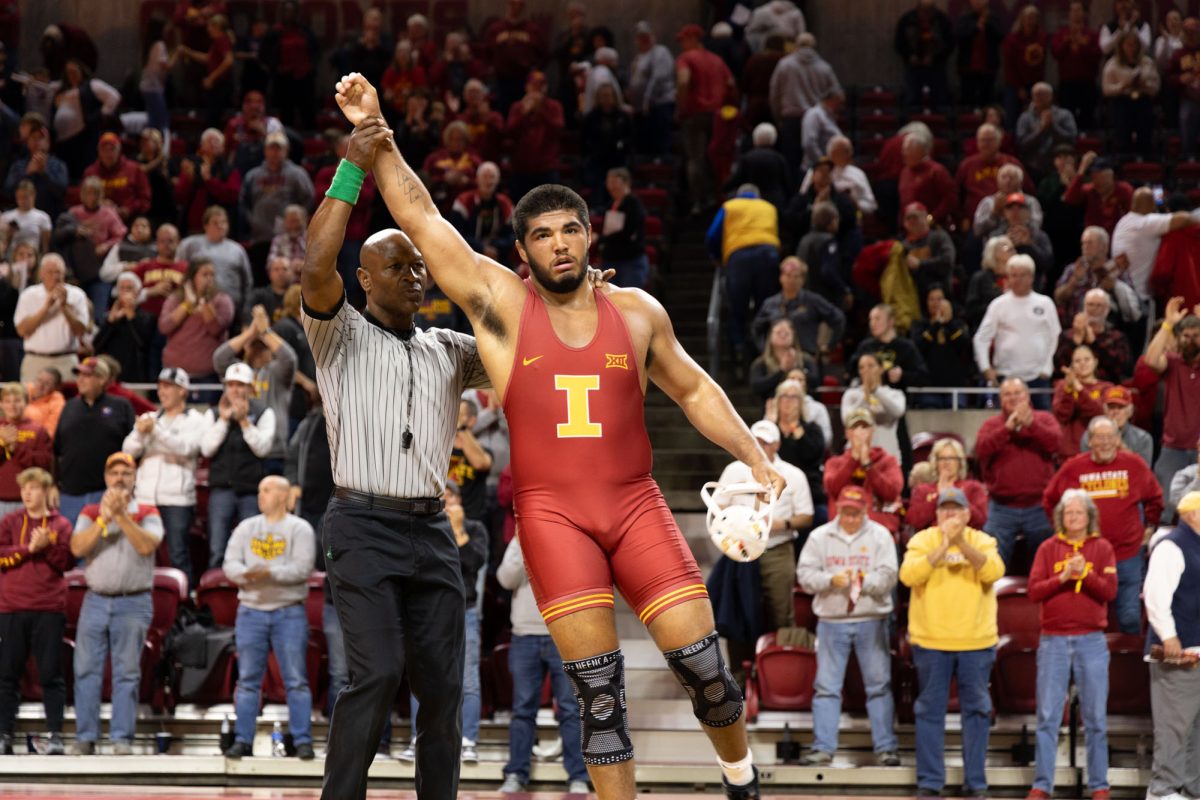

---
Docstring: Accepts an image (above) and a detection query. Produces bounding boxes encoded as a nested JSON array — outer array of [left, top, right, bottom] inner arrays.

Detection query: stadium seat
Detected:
[[856, 136, 886, 158], [792, 586, 816, 631], [744, 632, 817, 721], [1120, 161, 1164, 185], [430, 0, 468, 39], [991, 632, 1040, 714], [857, 86, 898, 110], [1174, 160, 1200, 186], [338, 0, 362, 33], [995, 576, 1039, 636], [1106, 632, 1151, 715], [196, 568, 240, 626], [152, 567, 188, 639], [956, 111, 984, 134], [634, 187, 669, 216], [633, 160, 676, 187], [64, 569, 87, 639], [489, 642, 551, 713], [858, 110, 898, 135], [909, 111, 949, 137]]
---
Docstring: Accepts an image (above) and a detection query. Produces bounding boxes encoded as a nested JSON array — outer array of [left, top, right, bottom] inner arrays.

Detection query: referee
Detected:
[[302, 118, 487, 800]]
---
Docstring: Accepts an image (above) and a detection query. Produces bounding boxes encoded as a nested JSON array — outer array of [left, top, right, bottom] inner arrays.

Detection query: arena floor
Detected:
[[0, 791, 922, 800]]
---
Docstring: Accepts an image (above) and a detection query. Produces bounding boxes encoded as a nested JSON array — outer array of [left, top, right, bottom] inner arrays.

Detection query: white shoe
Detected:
[[397, 744, 415, 762], [499, 774, 526, 793], [460, 738, 478, 763], [567, 780, 590, 794]]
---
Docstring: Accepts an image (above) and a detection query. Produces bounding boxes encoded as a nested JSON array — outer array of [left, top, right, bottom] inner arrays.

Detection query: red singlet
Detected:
[[503, 281, 706, 626]]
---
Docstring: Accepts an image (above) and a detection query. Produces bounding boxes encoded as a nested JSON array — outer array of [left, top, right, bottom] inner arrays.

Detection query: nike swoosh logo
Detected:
[[522, 355, 544, 366]]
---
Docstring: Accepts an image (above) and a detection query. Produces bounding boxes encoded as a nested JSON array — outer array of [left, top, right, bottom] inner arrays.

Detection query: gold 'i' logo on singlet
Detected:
[[554, 375, 602, 438]]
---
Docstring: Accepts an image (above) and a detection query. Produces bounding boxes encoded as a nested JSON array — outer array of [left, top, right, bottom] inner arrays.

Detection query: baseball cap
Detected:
[[836, 485, 868, 512], [1179, 491, 1200, 514], [634, 20, 653, 36], [265, 131, 288, 148], [158, 367, 191, 390], [105, 452, 136, 471], [1005, 192, 1027, 207], [676, 23, 705, 40], [74, 357, 110, 379], [1090, 156, 1114, 172], [937, 487, 968, 508], [223, 362, 255, 385], [750, 420, 781, 445], [903, 201, 928, 217], [844, 408, 875, 429], [98, 132, 121, 147], [1103, 386, 1133, 407]]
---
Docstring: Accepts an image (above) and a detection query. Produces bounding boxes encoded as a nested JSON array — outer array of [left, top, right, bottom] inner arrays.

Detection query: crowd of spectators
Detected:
[[0, 0, 1197, 794]]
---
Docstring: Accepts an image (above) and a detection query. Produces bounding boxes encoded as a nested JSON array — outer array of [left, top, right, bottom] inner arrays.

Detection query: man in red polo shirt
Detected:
[[1063, 151, 1134, 234], [676, 23, 735, 215], [1043, 416, 1162, 633]]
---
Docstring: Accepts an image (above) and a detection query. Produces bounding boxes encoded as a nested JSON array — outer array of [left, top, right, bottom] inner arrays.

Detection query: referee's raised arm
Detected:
[[301, 117, 392, 314]]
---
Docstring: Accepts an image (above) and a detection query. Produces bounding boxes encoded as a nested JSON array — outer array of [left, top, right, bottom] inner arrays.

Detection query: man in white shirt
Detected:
[[0, 180, 52, 253], [13, 253, 88, 383], [714, 419, 812, 683], [1143, 490, 1200, 800], [973, 254, 1061, 408], [1111, 186, 1196, 300], [799, 136, 877, 215]]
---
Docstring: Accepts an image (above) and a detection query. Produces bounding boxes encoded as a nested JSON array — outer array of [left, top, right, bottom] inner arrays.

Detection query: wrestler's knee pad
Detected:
[[663, 631, 744, 727], [561, 649, 634, 766]]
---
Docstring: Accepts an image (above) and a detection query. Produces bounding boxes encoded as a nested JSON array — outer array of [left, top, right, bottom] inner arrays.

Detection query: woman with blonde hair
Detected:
[[1051, 344, 1111, 459], [767, 377, 829, 519], [750, 317, 817, 402], [0, 382, 53, 517], [906, 437, 989, 530], [1102, 29, 1160, 155]]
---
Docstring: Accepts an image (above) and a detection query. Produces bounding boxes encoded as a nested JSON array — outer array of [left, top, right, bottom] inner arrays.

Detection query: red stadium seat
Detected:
[[744, 632, 817, 721], [995, 576, 1039, 636], [634, 187, 669, 216], [430, 0, 468, 40], [858, 110, 898, 135], [857, 86, 898, 110], [1075, 135, 1103, 156], [197, 568, 240, 626], [152, 567, 188, 637], [633, 160, 676, 187], [1106, 632, 1151, 715], [792, 586, 816, 631], [909, 112, 949, 137], [339, 0, 362, 34], [1174, 160, 1200, 186], [856, 136, 886, 158], [1120, 161, 1164, 184], [992, 632, 1040, 714], [64, 569, 87, 638], [957, 111, 984, 133]]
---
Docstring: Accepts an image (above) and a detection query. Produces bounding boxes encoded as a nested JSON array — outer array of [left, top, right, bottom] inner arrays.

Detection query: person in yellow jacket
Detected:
[[900, 487, 1005, 800], [705, 184, 781, 372]]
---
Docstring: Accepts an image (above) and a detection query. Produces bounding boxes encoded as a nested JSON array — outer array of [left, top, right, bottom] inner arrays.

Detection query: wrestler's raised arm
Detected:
[[334, 73, 523, 321]]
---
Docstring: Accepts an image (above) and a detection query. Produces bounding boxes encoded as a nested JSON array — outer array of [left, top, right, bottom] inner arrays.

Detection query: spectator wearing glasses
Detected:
[[1079, 385, 1153, 467], [906, 438, 988, 531], [1051, 344, 1112, 460]]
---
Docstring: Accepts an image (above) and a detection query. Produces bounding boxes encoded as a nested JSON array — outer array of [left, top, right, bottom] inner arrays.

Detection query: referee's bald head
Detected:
[[357, 228, 428, 321]]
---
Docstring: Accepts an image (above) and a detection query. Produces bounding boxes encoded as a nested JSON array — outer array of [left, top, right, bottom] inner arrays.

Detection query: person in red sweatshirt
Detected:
[[1043, 415, 1162, 634], [0, 467, 74, 755], [824, 408, 904, 536], [1051, 344, 1111, 460], [1001, 6, 1049, 127], [1063, 151, 1134, 234], [907, 437, 989, 531], [82, 133, 151, 224], [0, 383, 53, 519], [955, 123, 1029, 222], [898, 133, 957, 230], [1025, 488, 1117, 800], [974, 377, 1061, 570], [504, 71, 565, 203]]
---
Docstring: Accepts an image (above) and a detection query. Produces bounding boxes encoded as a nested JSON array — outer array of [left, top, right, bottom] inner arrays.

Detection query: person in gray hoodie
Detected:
[[768, 33, 842, 180], [221, 475, 316, 760], [496, 535, 590, 795], [796, 484, 899, 767]]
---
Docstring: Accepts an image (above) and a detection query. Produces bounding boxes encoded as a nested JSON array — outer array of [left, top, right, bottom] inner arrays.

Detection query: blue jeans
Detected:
[[409, 607, 482, 743], [986, 500, 1053, 569], [233, 604, 312, 746], [322, 600, 347, 718], [725, 244, 781, 360], [605, 254, 650, 290], [912, 644, 996, 795], [812, 618, 898, 755], [59, 491, 104, 532], [142, 89, 168, 133], [207, 490, 259, 570], [73, 591, 152, 744], [156, 505, 195, 586], [1115, 551, 1145, 635], [503, 634, 588, 784], [1034, 633, 1109, 793]]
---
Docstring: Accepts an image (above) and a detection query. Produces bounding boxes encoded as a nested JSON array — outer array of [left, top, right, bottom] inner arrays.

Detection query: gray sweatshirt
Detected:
[[176, 235, 254, 315], [239, 161, 314, 245], [222, 513, 315, 611], [213, 339, 297, 460], [796, 517, 897, 621], [497, 537, 548, 637]]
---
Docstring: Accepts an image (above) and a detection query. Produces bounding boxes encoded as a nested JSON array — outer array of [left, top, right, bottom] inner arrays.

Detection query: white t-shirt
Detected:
[[972, 290, 1062, 382], [13, 283, 90, 355], [1111, 210, 1174, 299], [0, 208, 51, 250]]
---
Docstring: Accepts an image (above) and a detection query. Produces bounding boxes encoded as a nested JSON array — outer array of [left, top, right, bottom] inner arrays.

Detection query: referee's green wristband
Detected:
[[326, 159, 366, 205]]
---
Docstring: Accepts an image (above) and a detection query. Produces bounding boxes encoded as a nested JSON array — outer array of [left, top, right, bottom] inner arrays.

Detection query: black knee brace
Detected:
[[562, 649, 634, 766], [664, 632, 744, 727]]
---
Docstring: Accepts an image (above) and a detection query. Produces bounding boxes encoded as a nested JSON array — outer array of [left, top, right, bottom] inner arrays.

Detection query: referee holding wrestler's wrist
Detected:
[[302, 117, 488, 800]]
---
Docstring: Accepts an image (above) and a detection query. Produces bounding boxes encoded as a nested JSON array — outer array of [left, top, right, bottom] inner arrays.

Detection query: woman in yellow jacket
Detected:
[[900, 487, 1005, 800]]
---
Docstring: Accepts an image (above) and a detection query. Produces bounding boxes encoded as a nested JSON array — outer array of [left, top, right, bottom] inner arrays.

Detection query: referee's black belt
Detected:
[[334, 488, 445, 516]]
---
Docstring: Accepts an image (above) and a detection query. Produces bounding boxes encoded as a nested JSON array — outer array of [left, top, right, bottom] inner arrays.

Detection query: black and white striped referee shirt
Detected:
[[302, 295, 488, 499]]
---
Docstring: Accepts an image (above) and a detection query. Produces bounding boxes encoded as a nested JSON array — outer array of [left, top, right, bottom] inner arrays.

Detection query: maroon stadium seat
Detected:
[[995, 576, 1039, 636], [792, 586, 816, 631], [744, 632, 817, 721], [1120, 161, 1164, 185], [197, 568, 240, 626], [64, 569, 87, 639], [1106, 632, 1151, 715], [992, 632, 1040, 714], [857, 86, 898, 110]]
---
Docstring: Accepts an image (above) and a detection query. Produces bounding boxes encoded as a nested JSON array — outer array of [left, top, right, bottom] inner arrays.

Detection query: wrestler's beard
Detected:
[[529, 253, 587, 295]]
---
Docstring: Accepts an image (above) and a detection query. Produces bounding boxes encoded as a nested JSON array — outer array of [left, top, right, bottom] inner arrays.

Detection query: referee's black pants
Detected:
[[320, 497, 465, 800]]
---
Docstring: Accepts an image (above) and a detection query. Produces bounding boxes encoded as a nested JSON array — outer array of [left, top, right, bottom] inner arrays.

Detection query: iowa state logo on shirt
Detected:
[[1078, 470, 1130, 500], [250, 532, 288, 560]]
